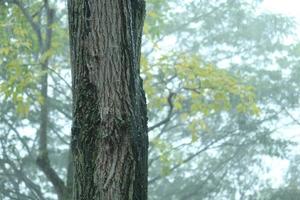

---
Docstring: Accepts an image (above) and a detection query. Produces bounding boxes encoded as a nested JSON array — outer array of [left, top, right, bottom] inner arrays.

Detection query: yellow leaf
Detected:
[[0, 47, 10, 55], [199, 120, 207, 130]]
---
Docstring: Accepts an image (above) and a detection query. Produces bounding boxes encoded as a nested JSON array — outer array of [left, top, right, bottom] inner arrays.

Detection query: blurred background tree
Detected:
[[0, 0, 299, 199]]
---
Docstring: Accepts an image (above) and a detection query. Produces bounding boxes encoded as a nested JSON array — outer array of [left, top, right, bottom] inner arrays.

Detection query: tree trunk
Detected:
[[67, 0, 148, 200]]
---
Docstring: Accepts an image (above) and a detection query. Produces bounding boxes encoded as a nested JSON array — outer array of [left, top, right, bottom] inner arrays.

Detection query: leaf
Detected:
[[40, 49, 54, 63], [0, 47, 10, 55]]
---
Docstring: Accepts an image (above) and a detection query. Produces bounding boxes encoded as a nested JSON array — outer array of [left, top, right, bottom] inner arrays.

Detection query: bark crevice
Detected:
[[68, 0, 148, 199]]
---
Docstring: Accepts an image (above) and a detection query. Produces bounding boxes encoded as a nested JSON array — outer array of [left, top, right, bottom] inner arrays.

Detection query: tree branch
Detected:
[[1, 117, 32, 154], [0, 140, 45, 200], [148, 139, 218, 184], [10, 0, 43, 48], [36, 155, 66, 199], [148, 92, 175, 131], [283, 107, 300, 126], [148, 127, 239, 184]]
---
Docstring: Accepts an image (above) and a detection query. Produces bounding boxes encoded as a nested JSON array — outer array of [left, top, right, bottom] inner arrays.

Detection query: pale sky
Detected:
[[262, 0, 300, 19]]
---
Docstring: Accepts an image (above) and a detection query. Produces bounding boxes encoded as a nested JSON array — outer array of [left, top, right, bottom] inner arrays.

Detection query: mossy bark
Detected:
[[67, 0, 148, 199]]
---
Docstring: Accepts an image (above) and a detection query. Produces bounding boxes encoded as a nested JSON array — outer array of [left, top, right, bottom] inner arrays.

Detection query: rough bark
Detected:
[[67, 0, 148, 200]]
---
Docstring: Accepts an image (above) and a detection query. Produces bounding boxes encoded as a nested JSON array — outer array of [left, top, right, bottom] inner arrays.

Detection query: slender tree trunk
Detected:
[[67, 0, 148, 199], [36, 2, 70, 200]]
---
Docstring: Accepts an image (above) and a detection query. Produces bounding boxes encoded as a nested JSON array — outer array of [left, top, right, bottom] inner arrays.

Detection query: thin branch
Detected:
[[10, 0, 43, 48], [148, 92, 175, 131], [179, 146, 246, 200], [51, 127, 70, 145], [1, 117, 32, 154], [21, 63, 72, 90], [148, 139, 218, 184], [283, 107, 300, 126], [48, 67, 72, 90], [148, 127, 239, 184], [48, 95, 72, 119], [0, 142, 45, 200]]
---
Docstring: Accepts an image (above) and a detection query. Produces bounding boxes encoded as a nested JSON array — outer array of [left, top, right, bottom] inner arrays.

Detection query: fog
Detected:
[[1, 0, 300, 199]]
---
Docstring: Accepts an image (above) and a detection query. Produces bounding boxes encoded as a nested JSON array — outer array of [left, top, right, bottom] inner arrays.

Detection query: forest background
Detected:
[[1, 0, 300, 199]]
